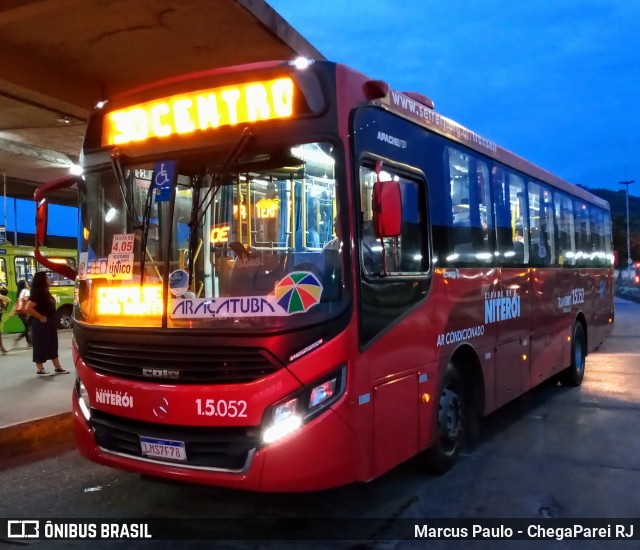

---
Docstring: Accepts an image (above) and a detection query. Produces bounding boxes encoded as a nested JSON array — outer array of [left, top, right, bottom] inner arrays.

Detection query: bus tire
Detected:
[[56, 305, 73, 330], [425, 362, 466, 475], [559, 321, 586, 387]]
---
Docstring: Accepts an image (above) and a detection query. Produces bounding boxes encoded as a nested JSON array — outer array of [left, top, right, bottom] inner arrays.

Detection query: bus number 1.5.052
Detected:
[[195, 399, 248, 418]]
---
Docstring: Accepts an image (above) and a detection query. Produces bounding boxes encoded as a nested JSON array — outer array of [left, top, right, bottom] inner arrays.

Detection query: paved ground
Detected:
[[0, 330, 74, 462], [0, 329, 74, 428]]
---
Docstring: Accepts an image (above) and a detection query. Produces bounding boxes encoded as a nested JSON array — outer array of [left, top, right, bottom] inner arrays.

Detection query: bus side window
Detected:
[[528, 180, 555, 266], [358, 160, 430, 346], [603, 210, 613, 267], [492, 166, 528, 266], [444, 147, 492, 266], [358, 165, 428, 276], [554, 192, 575, 267], [590, 207, 606, 267], [573, 199, 591, 267]]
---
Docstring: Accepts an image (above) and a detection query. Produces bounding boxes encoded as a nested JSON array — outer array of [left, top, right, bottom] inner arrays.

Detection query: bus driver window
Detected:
[[358, 164, 427, 276]]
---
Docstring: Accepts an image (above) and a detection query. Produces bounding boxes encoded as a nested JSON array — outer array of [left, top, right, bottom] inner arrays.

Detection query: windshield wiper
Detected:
[[186, 128, 253, 287], [138, 173, 157, 286], [110, 148, 140, 229], [191, 127, 253, 231], [186, 169, 206, 290]]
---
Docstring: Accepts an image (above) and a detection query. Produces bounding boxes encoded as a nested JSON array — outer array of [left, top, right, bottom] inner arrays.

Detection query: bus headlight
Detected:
[[76, 379, 91, 422], [261, 366, 347, 445], [262, 398, 302, 444]]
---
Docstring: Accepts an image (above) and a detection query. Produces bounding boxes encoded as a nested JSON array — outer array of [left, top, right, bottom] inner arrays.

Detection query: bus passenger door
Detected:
[[528, 181, 562, 386], [356, 161, 431, 478], [555, 192, 578, 369], [351, 106, 434, 479], [494, 267, 531, 407]]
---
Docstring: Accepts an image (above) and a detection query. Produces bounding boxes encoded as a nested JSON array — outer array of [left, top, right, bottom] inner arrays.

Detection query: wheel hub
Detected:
[[439, 387, 462, 441]]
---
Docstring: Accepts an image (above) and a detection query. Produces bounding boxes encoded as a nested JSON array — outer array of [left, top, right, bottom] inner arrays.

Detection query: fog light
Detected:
[[77, 380, 91, 421]]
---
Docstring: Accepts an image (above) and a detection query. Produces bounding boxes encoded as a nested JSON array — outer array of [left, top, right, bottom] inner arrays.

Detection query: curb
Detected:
[[615, 288, 640, 304], [0, 412, 73, 465]]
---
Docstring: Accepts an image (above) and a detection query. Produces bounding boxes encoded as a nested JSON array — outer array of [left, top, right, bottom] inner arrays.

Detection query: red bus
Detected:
[[36, 59, 614, 491]]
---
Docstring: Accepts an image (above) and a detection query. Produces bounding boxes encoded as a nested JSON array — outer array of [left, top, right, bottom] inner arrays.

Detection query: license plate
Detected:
[[139, 436, 187, 462]]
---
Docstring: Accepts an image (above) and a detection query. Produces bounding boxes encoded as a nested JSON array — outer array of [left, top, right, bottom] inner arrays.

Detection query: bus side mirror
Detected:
[[34, 175, 80, 280], [372, 179, 402, 238], [36, 199, 48, 247]]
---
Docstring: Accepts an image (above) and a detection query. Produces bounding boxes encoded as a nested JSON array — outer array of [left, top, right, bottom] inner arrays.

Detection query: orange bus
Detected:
[[36, 59, 614, 491]]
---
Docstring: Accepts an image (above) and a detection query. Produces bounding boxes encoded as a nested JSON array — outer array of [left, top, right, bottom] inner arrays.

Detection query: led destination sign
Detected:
[[104, 77, 294, 146]]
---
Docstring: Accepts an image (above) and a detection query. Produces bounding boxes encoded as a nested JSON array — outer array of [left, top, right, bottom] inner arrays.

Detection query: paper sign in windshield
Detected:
[[111, 234, 134, 253], [78, 253, 134, 280], [171, 271, 323, 318], [169, 269, 189, 296]]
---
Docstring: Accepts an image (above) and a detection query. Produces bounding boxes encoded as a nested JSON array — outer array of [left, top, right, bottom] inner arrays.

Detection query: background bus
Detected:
[[0, 243, 77, 332], [36, 59, 613, 492]]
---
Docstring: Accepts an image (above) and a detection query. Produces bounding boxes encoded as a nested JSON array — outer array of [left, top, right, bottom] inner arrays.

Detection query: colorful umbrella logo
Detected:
[[275, 272, 323, 314]]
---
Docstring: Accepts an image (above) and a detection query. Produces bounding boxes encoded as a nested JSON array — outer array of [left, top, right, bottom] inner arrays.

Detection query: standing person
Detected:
[[23, 272, 69, 375], [0, 287, 10, 354], [14, 279, 32, 347]]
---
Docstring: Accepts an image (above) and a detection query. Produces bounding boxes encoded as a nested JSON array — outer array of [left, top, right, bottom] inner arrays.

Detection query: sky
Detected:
[[267, 0, 640, 194]]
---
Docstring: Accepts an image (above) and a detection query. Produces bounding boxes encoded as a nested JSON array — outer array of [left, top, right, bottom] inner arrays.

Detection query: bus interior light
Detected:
[[69, 163, 83, 176]]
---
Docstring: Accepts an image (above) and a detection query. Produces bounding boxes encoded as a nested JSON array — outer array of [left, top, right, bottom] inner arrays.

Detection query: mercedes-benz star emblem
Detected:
[[152, 397, 170, 418]]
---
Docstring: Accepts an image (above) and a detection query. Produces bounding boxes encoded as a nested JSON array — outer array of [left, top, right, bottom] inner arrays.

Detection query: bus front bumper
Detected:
[[72, 388, 358, 492]]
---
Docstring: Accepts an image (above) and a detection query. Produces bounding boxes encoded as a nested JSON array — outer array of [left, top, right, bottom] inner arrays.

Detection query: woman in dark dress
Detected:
[[23, 271, 69, 375]]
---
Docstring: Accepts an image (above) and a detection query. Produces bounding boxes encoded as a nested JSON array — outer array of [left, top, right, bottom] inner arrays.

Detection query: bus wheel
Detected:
[[425, 363, 465, 474], [56, 306, 73, 330], [559, 322, 586, 386]]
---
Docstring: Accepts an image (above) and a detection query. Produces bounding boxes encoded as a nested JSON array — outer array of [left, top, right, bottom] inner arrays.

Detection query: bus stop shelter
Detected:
[[0, 0, 323, 204]]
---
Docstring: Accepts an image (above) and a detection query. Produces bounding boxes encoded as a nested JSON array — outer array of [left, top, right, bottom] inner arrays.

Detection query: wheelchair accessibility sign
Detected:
[[153, 160, 175, 202]]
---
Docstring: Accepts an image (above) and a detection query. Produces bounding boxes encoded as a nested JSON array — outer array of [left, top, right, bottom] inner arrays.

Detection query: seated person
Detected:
[[324, 217, 342, 251]]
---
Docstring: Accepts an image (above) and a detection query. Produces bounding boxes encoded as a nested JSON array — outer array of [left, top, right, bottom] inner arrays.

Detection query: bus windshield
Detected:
[[75, 141, 346, 331]]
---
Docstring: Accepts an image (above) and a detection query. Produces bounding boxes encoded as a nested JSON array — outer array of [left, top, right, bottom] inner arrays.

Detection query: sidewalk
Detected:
[[0, 330, 75, 464]]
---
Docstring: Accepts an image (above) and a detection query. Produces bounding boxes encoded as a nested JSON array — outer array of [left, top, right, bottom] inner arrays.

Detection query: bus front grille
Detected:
[[83, 342, 280, 384], [90, 410, 259, 471]]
